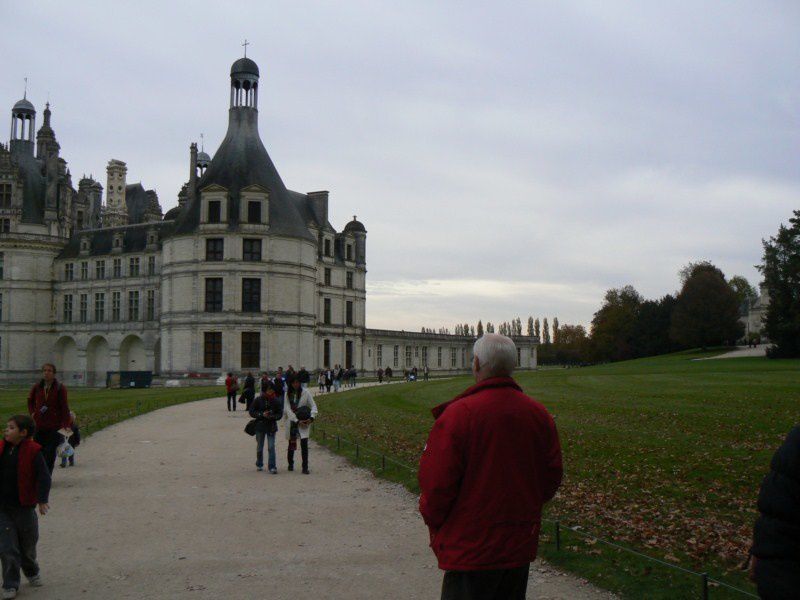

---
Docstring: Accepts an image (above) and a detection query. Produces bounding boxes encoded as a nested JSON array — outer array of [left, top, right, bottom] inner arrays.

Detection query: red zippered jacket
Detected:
[[0, 438, 48, 507], [418, 376, 563, 571], [27, 379, 70, 432]]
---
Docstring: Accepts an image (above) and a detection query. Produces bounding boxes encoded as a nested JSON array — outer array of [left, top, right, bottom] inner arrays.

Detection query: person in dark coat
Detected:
[[418, 334, 562, 600], [248, 389, 282, 473], [751, 425, 800, 599], [242, 372, 256, 411], [26, 364, 70, 474], [298, 367, 310, 390]]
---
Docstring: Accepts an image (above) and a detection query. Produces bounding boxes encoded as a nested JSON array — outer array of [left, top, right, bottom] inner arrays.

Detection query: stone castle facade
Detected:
[[0, 58, 538, 385]]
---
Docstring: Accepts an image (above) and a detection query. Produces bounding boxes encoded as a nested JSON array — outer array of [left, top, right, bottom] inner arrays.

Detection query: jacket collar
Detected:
[[38, 378, 60, 391], [431, 376, 521, 419]]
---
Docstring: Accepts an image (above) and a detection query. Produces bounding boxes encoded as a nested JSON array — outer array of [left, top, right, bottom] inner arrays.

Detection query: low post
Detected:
[[337, 435, 340, 450], [700, 573, 708, 600], [382, 454, 386, 470], [555, 521, 561, 551]]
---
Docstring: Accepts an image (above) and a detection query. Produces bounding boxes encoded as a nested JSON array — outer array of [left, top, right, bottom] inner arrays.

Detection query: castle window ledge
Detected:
[[198, 223, 229, 233], [238, 223, 270, 234]]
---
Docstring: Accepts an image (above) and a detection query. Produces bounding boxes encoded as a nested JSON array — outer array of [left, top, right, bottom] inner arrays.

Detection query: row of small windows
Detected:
[[0, 184, 11, 208], [206, 200, 262, 224], [204, 278, 261, 313], [322, 298, 355, 326], [205, 238, 262, 262], [322, 268, 355, 290], [374, 345, 467, 368], [322, 339, 355, 369], [63, 257, 157, 281], [202, 331, 262, 369], [62, 290, 156, 323], [321, 238, 355, 262]]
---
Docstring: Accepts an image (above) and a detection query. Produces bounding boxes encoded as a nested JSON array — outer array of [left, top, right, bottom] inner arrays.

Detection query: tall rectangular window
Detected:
[[79, 294, 88, 323], [241, 332, 260, 368], [148, 256, 156, 275], [63, 295, 73, 323], [242, 239, 261, 261], [112, 292, 121, 321], [129, 257, 140, 277], [128, 290, 139, 321], [324, 268, 331, 286], [95, 260, 105, 279], [76, 210, 84, 229], [422, 346, 428, 366], [113, 258, 122, 278], [346, 244, 353, 261], [345, 301, 353, 326], [346, 340, 353, 368], [208, 200, 221, 223], [323, 298, 331, 324], [146, 289, 156, 320], [462, 348, 467, 367], [346, 271, 354, 289], [324, 238, 331, 257], [323, 339, 331, 367], [247, 200, 261, 223], [65, 263, 74, 281], [204, 332, 222, 368], [393, 345, 399, 367], [0, 219, 10, 233], [405, 345, 412, 367], [242, 278, 261, 312], [80, 261, 89, 280], [451, 348, 457, 368], [376, 345, 382, 367], [205, 278, 223, 312], [437, 347, 442, 367], [94, 293, 105, 323], [0, 184, 11, 208], [206, 238, 223, 261], [0, 253, 4, 279]]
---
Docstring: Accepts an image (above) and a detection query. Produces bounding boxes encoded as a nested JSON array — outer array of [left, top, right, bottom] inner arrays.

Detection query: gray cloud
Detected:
[[2, 1, 797, 330]]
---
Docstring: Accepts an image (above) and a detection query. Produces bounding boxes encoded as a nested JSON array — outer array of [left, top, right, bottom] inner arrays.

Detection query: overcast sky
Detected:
[[2, 1, 798, 331]]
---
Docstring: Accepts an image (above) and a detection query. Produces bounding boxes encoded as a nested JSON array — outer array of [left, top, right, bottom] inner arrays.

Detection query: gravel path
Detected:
[[31, 392, 616, 600], [696, 345, 768, 360]]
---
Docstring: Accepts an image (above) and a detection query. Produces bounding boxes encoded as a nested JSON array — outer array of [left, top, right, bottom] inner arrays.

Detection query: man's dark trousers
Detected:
[[441, 565, 529, 600], [33, 430, 61, 474], [0, 507, 39, 591], [227, 391, 237, 411]]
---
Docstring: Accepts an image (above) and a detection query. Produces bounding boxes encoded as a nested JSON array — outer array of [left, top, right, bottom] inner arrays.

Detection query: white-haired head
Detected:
[[472, 333, 517, 381]]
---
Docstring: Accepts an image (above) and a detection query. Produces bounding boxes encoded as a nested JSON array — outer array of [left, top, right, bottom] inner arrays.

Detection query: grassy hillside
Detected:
[[312, 350, 800, 598]]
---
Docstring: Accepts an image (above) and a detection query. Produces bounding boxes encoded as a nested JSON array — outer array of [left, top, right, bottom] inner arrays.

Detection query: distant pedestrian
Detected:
[[248, 389, 283, 473], [324, 368, 333, 393], [225, 372, 238, 412], [26, 364, 70, 474], [377, 368, 384, 384], [0, 414, 51, 598], [259, 372, 271, 394], [424, 365, 429, 381], [317, 371, 326, 393], [350, 367, 357, 388], [298, 367, 310, 390], [385, 367, 393, 381], [284, 377, 318, 474], [418, 334, 562, 600], [242, 372, 256, 411], [59, 412, 80, 468], [750, 425, 800, 599], [333, 365, 343, 392]]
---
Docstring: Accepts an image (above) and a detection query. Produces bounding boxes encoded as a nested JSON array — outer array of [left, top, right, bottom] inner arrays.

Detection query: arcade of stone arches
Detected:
[[53, 333, 159, 386]]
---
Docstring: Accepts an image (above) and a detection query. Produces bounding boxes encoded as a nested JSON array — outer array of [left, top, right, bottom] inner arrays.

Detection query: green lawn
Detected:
[[0, 385, 224, 435], [312, 350, 800, 599]]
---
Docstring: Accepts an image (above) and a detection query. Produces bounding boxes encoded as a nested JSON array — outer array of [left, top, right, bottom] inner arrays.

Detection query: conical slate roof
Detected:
[[173, 106, 314, 240]]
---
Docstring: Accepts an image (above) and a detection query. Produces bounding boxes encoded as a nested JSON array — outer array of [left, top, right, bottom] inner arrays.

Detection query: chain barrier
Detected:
[[313, 427, 758, 599]]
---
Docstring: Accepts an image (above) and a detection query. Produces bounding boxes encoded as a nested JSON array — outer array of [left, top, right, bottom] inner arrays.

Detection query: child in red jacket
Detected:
[[0, 415, 51, 599]]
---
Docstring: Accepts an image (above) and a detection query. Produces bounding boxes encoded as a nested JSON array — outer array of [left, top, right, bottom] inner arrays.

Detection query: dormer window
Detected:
[[247, 201, 261, 223], [324, 238, 332, 257], [208, 201, 221, 223], [346, 244, 353, 261]]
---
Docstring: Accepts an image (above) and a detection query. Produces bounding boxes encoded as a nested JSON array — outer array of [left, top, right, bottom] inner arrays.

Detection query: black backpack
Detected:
[[295, 405, 312, 421]]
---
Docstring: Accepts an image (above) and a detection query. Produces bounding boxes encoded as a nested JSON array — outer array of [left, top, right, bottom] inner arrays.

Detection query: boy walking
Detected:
[[0, 415, 51, 599]]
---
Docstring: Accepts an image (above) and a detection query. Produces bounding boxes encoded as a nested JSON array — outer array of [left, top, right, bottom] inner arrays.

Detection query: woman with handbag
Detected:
[[283, 377, 318, 474], [247, 388, 282, 473]]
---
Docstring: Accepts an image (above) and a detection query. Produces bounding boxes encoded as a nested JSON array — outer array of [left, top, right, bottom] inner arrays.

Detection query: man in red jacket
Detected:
[[26, 364, 71, 474], [419, 334, 563, 600]]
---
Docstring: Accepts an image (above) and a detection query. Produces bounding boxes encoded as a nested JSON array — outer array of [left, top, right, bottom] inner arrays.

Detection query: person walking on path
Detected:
[[377, 368, 384, 384], [0, 414, 51, 599], [750, 425, 800, 599], [248, 389, 282, 473], [26, 364, 70, 475], [283, 378, 318, 474], [424, 365, 429, 381], [333, 365, 343, 393], [298, 367, 310, 390], [324, 368, 333, 394], [317, 371, 326, 393], [241, 372, 256, 411], [418, 333, 563, 600], [224, 373, 238, 412]]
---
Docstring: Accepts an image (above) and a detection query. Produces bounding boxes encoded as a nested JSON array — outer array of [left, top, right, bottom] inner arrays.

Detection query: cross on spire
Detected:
[[23, 77, 27, 99], [242, 39, 250, 57], [200, 133, 204, 151]]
